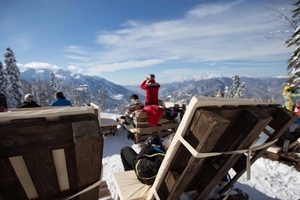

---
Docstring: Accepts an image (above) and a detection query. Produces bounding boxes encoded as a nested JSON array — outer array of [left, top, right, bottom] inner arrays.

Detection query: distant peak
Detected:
[[193, 73, 222, 81]]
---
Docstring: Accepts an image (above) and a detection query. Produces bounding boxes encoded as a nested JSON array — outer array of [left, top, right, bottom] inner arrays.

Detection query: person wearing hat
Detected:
[[124, 94, 144, 126], [140, 74, 160, 106], [120, 135, 166, 185], [18, 94, 41, 108], [282, 85, 300, 111]]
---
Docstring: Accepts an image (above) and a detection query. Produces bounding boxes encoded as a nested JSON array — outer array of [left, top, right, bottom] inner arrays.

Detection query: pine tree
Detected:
[[286, 0, 300, 85], [5, 48, 23, 107], [50, 71, 58, 92], [0, 61, 7, 95], [224, 75, 246, 98]]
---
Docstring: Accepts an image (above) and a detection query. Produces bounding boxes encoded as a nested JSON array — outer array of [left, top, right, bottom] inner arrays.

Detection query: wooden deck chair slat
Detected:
[[64, 146, 79, 195], [0, 123, 75, 157], [185, 107, 271, 192], [163, 109, 230, 199], [73, 121, 103, 200], [23, 150, 61, 199], [219, 106, 296, 195], [194, 107, 273, 199], [0, 158, 28, 199]]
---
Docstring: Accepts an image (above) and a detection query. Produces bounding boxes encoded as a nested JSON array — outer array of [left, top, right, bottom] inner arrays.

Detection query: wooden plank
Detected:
[[0, 123, 74, 158], [0, 158, 28, 199], [195, 107, 272, 200], [23, 150, 61, 199], [156, 109, 229, 199], [72, 121, 103, 200], [135, 120, 177, 128], [64, 146, 79, 196], [219, 107, 295, 195], [134, 114, 169, 123]]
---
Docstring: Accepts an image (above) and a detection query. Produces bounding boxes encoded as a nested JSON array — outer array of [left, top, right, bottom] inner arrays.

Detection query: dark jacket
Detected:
[[18, 101, 41, 108], [134, 145, 166, 185], [140, 80, 160, 105], [51, 98, 72, 106]]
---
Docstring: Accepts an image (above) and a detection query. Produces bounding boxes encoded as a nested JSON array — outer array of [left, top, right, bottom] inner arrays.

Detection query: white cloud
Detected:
[[19, 62, 60, 70], [66, 45, 88, 55], [186, 0, 244, 18], [85, 59, 166, 73], [65, 0, 292, 75], [67, 64, 82, 71]]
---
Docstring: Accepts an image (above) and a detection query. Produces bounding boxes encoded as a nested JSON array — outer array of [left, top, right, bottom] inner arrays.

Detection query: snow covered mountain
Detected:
[[158, 76, 286, 104], [20, 68, 287, 111], [20, 68, 138, 111]]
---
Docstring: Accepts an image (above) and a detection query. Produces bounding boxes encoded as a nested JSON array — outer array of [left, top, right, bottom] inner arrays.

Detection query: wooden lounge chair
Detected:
[[118, 103, 186, 143], [113, 96, 295, 200], [0, 107, 103, 200]]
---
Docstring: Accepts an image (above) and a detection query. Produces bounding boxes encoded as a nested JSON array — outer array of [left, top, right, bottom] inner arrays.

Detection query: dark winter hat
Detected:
[[130, 94, 139, 100], [55, 92, 65, 99], [145, 135, 162, 146], [149, 74, 155, 79]]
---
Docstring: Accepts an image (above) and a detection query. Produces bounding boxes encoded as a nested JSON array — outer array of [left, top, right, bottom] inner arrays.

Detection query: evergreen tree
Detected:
[[286, 0, 300, 85], [50, 71, 58, 92], [0, 61, 7, 95], [39, 89, 48, 106], [5, 48, 23, 107], [224, 75, 246, 98]]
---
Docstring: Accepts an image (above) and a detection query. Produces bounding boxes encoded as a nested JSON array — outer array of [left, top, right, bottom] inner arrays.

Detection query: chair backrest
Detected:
[[148, 96, 295, 199], [0, 107, 103, 200], [86, 102, 101, 126]]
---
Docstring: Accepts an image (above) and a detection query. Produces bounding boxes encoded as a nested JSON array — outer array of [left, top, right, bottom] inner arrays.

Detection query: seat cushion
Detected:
[[113, 170, 151, 200]]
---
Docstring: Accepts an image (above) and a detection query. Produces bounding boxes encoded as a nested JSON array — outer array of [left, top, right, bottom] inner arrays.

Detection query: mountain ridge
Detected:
[[19, 68, 287, 110]]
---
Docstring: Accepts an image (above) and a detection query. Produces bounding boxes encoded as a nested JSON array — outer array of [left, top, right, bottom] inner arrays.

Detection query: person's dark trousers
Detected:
[[125, 115, 135, 127], [120, 146, 138, 171]]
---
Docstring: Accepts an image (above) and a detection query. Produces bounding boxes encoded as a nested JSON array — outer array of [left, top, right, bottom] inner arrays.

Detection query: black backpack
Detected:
[[165, 107, 181, 120], [134, 148, 165, 185]]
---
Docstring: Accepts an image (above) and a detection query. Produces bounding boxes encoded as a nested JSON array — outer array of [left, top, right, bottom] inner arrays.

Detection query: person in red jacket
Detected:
[[140, 74, 160, 106]]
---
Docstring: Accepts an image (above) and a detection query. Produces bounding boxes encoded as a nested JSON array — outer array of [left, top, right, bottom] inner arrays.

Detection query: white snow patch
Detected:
[[113, 94, 124, 100]]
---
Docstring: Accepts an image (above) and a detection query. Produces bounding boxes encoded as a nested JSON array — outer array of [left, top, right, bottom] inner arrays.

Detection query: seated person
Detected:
[[18, 94, 41, 108], [124, 94, 144, 126], [50, 92, 72, 106], [0, 93, 8, 112], [120, 135, 166, 185]]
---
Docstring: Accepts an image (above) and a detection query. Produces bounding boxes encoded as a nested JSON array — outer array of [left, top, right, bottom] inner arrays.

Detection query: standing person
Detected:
[[0, 93, 8, 112], [124, 94, 144, 126], [18, 94, 41, 108], [140, 74, 160, 106], [50, 92, 72, 107]]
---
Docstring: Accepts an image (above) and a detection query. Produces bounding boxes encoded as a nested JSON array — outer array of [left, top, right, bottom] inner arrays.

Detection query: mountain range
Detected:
[[19, 68, 287, 111]]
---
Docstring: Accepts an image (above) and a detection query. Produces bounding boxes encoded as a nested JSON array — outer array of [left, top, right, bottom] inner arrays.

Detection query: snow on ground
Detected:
[[101, 113, 300, 200]]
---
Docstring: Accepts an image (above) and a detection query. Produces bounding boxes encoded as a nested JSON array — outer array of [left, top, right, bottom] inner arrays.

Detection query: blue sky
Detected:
[[0, 0, 294, 85]]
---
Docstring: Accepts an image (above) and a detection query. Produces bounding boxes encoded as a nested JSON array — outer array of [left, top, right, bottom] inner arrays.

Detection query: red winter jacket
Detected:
[[142, 105, 164, 126], [140, 80, 160, 105]]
